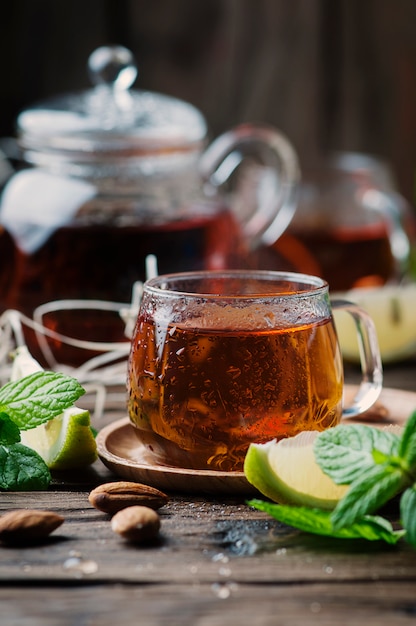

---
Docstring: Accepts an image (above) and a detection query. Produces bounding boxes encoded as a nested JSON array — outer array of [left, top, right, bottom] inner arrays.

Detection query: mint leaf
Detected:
[[400, 484, 416, 547], [248, 499, 404, 544], [315, 421, 416, 532], [0, 371, 85, 430], [0, 444, 50, 491], [398, 411, 416, 472], [0, 413, 21, 445], [331, 464, 406, 529], [314, 424, 400, 485]]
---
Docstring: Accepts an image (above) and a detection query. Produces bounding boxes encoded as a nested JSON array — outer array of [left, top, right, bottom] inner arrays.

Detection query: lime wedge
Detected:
[[333, 283, 416, 363], [244, 431, 348, 509], [10, 345, 45, 380], [20, 406, 97, 470], [11, 346, 97, 470]]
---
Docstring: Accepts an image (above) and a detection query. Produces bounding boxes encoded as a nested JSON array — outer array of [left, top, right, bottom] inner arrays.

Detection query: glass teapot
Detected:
[[256, 152, 414, 291], [0, 45, 299, 331]]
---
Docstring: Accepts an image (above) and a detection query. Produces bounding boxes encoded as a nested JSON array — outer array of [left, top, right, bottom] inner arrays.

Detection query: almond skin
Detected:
[[0, 509, 64, 544], [89, 481, 169, 514], [111, 505, 161, 543]]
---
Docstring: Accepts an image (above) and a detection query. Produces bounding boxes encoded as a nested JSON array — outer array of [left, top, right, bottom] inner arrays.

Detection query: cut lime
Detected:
[[20, 406, 97, 470], [244, 431, 348, 509], [11, 346, 97, 470], [333, 283, 416, 363], [11, 345, 45, 380]]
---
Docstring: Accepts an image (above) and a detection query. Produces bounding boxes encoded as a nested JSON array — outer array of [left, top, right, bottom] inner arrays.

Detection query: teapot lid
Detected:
[[17, 46, 207, 159]]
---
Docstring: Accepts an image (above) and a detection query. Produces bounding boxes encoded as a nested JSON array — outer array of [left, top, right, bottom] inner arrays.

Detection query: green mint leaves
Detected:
[[0, 443, 51, 491], [248, 499, 404, 545], [0, 371, 84, 430], [314, 423, 411, 529], [313, 424, 401, 484], [0, 371, 85, 491], [398, 410, 416, 468], [400, 484, 416, 546], [249, 412, 416, 548]]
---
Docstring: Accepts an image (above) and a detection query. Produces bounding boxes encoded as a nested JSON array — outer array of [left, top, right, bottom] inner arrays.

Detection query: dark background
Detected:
[[1, 0, 416, 204]]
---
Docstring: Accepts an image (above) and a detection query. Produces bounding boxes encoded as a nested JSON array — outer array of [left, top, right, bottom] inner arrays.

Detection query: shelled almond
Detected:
[[111, 506, 161, 543], [0, 509, 64, 544], [88, 481, 169, 514]]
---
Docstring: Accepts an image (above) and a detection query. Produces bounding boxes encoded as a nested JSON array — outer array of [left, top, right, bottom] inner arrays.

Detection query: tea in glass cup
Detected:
[[127, 270, 382, 471]]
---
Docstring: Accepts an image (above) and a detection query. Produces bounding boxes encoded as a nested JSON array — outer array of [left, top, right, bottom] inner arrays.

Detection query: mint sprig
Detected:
[[0, 412, 21, 445], [314, 423, 413, 529], [0, 370, 85, 430], [398, 410, 416, 468], [313, 423, 401, 484], [248, 499, 404, 545], [400, 485, 416, 546], [330, 464, 408, 529], [0, 371, 85, 491], [0, 444, 51, 490], [248, 411, 416, 548]]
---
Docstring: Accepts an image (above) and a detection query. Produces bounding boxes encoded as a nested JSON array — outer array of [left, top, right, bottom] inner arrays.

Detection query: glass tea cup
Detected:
[[127, 270, 382, 472]]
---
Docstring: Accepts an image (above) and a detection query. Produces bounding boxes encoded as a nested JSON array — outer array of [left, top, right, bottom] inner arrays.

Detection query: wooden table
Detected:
[[1, 362, 416, 626]]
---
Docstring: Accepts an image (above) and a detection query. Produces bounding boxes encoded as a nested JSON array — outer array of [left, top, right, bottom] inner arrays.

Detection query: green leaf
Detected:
[[400, 484, 416, 547], [0, 412, 21, 445], [0, 444, 51, 491], [314, 424, 400, 485], [247, 499, 404, 545], [331, 464, 406, 529], [398, 411, 416, 472], [0, 371, 85, 430]]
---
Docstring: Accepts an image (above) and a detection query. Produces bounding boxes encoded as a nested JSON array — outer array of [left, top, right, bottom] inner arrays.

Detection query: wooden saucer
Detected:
[[96, 385, 416, 495], [96, 418, 257, 495]]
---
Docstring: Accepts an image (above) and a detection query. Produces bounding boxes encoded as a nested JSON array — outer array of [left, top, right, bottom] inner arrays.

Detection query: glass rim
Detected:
[[143, 269, 329, 299]]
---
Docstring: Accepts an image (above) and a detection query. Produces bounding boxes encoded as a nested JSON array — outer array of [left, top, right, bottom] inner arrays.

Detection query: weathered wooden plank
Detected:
[[0, 491, 415, 586], [0, 581, 415, 626]]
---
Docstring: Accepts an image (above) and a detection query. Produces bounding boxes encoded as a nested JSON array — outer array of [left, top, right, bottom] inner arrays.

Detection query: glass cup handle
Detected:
[[199, 123, 300, 249], [331, 299, 383, 418]]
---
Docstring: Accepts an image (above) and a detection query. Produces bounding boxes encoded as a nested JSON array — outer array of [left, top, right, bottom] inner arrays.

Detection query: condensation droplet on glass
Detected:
[[264, 311, 276, 327], [226, 365, 241, 379]]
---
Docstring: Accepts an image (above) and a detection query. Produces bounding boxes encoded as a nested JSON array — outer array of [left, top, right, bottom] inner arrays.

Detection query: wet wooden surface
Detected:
[[0, 362, 416, 626]]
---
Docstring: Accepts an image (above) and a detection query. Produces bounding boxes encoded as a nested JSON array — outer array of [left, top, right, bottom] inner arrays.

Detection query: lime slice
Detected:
[[244, 431, 348, 509], [11, 345, 45, 380], [20, 406, 97, 470], [11, 346, 97, 470], [333, 283, 416, 363]]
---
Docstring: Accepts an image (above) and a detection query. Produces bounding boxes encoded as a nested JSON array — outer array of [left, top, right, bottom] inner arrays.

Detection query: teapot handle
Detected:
[[199, 123, 300, 248], [364, 189, 412, 281]]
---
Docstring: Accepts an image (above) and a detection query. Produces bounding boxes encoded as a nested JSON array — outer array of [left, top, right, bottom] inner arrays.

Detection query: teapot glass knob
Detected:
[[88, 45, 138, 91]]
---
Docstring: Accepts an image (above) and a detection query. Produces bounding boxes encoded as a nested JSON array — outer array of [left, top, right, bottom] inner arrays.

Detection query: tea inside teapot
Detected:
[[256, 152, 414, 290]]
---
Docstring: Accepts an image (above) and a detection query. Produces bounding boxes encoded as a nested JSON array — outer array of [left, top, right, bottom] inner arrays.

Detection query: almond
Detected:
[[0, 509, 64, 544], [88, 481, 168, 514], [111, 505, 161, 543]]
